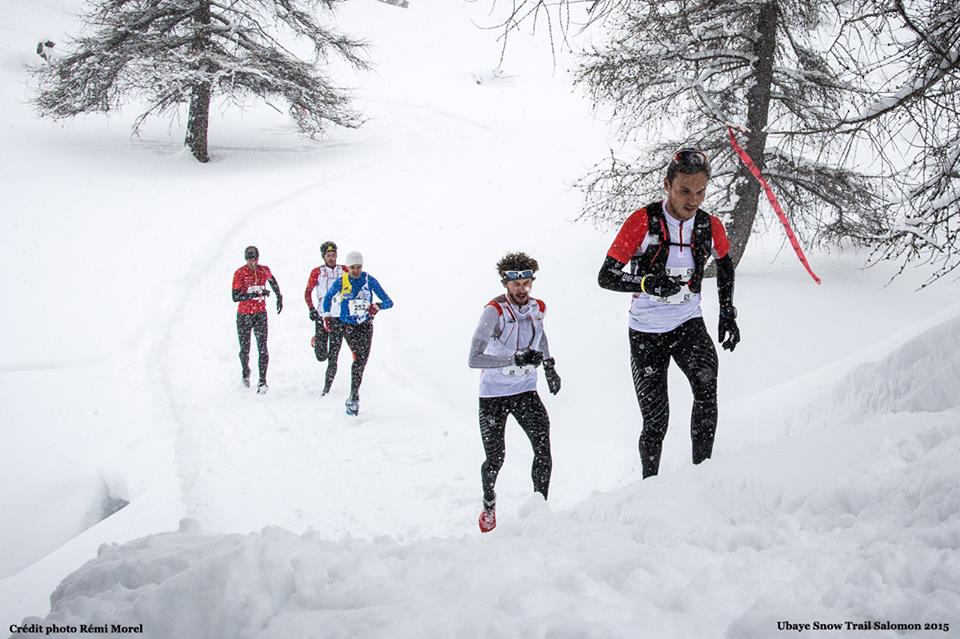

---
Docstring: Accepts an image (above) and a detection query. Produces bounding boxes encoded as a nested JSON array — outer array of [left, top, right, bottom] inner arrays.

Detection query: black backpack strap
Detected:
[[645, 202, 665, 243], [688, 209, 714, 293], [629, 202, 669, 276]]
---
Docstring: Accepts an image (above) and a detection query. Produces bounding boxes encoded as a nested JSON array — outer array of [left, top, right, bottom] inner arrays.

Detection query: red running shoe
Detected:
[[478, 507, 496, 533]]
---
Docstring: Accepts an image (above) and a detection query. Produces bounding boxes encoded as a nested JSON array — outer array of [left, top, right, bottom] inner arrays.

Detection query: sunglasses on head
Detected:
[[673, 148, 709, 167], [502, 270, 534, 282]]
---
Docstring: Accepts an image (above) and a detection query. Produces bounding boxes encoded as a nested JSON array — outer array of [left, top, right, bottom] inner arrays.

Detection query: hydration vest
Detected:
[[486, 295, 545, 354], [629, 201, 714, 294], [478, 295, 546, 397]]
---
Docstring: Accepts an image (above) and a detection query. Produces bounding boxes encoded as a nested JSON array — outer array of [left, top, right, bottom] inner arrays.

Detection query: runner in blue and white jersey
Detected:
[[321, 251, 393, 416]]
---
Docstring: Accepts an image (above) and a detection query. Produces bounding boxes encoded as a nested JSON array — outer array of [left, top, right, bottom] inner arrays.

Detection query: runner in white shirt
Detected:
[[598, 149, 741, 478], [468, 252, 562, 533], [304, 240, 345, 396]]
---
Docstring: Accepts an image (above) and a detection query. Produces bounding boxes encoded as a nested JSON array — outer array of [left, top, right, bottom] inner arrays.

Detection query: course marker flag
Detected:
[[727, 126, 821, 284]]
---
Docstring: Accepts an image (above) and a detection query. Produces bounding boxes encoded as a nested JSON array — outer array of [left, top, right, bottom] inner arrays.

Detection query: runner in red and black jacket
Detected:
[[304, 240, 346, 396], [598, 149, 740, 478], [232, 245, 283, 394]]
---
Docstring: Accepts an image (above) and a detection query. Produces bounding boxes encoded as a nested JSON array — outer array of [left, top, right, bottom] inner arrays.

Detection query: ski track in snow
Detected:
[[161, 105, 482, 540], [0, 357, 111, 373]]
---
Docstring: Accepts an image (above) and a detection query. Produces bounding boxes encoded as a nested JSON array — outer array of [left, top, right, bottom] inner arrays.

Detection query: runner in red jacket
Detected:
[[598, 149, 740, 478], [232, 245, 283, 394], [304, 240, 346, 396]]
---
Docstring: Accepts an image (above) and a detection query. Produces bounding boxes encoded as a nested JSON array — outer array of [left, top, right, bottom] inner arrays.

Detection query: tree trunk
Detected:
[[726, 1, 778, 266], [186, 84, 211, 162], [185, 1, 212, 163]]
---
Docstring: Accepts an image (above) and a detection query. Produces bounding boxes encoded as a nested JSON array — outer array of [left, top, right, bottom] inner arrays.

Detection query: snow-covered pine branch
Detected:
[[31, 0, 369, 162], [498, 0, 881, 267], [830, 0, 960, 284]]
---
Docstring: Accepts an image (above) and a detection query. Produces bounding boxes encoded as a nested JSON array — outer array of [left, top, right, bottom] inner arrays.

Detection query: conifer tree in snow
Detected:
[[494, 0, 881, 267], [32, 0, 368, 162], [833, 0, 960, 284]]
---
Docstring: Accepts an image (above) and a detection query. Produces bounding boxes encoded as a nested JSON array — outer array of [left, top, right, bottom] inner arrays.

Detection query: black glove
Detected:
[[514, 349, 544, 368], [543, 358, 561, 395], [309, 308, 320, 322], [260, 288, 270, 297], [641, 274, 683, 298], [276, 294, 283, 314], [718, 306, 740, 351]]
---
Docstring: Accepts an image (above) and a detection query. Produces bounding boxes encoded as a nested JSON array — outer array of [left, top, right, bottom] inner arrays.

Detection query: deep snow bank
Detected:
[[14, 409, 960, 638], [799, 314, 960, 423], [716, 306, 960, 457]]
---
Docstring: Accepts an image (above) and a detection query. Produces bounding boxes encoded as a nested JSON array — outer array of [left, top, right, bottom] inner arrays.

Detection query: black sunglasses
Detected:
[[245, 252, 258, 260], [502, 269, 534, 281]]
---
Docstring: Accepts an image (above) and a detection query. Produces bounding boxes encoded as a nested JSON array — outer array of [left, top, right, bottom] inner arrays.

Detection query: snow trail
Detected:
[[4, 0, 960, 634]]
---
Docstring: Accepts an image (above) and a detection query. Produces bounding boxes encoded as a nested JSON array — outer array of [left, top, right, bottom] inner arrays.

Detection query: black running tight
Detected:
[[237, 311, 269, 384], [342, 321, 373, 400], [629, 317, 718, 478], [478, 391, 552, 504], [314, 318, 344, 388]]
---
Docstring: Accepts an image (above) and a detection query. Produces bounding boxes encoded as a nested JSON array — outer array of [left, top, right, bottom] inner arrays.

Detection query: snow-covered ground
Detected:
[[2, 0, 959, 637]]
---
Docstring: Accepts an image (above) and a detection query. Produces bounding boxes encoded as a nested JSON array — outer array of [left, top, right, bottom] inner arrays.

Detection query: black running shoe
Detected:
[[345, 397, 359, 416]]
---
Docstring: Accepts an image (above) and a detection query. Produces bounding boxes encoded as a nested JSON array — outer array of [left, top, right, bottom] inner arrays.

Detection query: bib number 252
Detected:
[[348, 299, 369, 316]]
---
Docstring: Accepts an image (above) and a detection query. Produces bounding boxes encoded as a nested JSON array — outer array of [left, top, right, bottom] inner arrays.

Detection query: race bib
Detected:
[[501, 365, 534, 377], [652, 291, 695, 305], [348, 299, 369, 317], [653, 267, 694, 305]]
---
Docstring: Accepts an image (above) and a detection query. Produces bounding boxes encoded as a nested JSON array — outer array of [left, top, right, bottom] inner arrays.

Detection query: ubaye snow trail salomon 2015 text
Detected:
[[776, 620, 951, 632]]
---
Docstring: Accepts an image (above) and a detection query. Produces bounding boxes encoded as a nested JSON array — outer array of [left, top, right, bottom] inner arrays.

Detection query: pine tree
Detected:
[[32, 0, 369, 162], [494, 0, 958, 283], [577, 0, 885, 265], [492, 0, 882, 267]]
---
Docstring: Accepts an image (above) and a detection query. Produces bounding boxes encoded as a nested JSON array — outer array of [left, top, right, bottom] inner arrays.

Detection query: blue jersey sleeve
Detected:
[[322, 277, 342, 314], [369, 275, 393, 310]]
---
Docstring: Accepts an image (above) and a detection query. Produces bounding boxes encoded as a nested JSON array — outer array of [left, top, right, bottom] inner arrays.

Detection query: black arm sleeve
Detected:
[[268, 276, 281, 297], [232, 289, 258, 302], [716, 255, 735, 309], [597, 256, 645, 293]]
